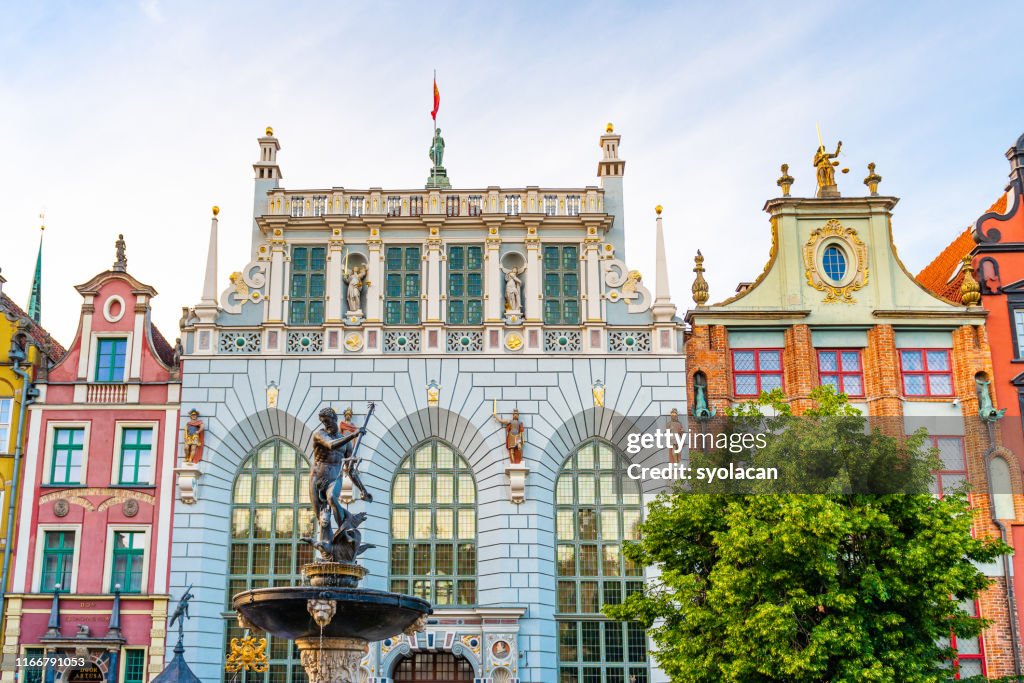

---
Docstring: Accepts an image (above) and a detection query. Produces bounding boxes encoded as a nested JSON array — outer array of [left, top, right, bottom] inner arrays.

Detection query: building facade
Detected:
[[919, 131, 1024, 664], [170, 125, 685, 683], [686, 149, 1023, 678], [1, 249, 181, 683]]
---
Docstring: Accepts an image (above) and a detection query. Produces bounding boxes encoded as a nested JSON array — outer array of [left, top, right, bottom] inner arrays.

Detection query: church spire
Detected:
[[27, 219, 44, 324]]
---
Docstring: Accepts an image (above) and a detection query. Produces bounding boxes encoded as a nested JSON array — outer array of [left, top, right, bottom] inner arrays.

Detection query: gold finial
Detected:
[[39, 210, 46, 231], [265, 126, 273, 136], [960, 255, 981, 307], [212, 205, 220, 216], [655, 205, 663, 215], [605, 122, 614, 133], [692, 250, 709, 307], [777, 163, 794, 197], [864, 162, 882, 196]]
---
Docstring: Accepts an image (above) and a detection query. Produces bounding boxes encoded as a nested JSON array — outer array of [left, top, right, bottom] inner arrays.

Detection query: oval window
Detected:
[[822, 245, 847, 282]]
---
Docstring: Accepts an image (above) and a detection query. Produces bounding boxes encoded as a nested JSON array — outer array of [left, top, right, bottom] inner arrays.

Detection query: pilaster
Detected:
[[266, 228, 287, 324], [524, 231, 542, 323], [326, 229, 345, 322], [365, 227, 383, 323]]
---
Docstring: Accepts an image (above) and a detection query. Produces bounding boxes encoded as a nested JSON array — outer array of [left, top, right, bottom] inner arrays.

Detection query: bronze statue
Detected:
[[429, 128, 445, 169], [976, 375, 1006, 423], [168, 585, 194, 646], [814, 140, 842, 194], [302, 405, 376, 564], [494, 407, 525, 464], [183, 410, 204, 464]]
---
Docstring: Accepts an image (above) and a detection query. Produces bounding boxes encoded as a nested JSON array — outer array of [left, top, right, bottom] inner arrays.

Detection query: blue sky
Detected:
[[0, 1, 1021, 342]]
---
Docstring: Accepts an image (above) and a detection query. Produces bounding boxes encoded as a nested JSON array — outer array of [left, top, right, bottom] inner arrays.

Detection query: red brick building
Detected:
[[687, 148, 1021, 677], [0, 247, 181, 683]]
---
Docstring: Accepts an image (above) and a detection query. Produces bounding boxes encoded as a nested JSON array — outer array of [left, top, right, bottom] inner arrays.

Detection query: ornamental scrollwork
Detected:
[[220, 261, 268, 313], [802, 219, 869, 304]]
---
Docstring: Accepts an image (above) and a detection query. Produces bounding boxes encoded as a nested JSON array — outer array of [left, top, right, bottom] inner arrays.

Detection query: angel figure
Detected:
[[501, 265, 526, 314]]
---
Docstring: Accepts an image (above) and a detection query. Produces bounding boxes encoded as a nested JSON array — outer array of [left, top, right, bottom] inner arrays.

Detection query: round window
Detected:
[[822, 245, 847, 282]]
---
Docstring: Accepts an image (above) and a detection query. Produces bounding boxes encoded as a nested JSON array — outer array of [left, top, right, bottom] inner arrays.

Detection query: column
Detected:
[[485, 231, 502, 322], [425, 230, 442, 322], [583, 238, 601, 322], [366, 230, 383, 322], [266, 230, 287, 323]]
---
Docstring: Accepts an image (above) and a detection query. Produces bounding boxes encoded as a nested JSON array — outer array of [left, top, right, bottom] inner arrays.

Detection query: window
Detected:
[[817, 349, 864, 397], [731, 349, 783, 396], [409, 196, 423, 217], [50, 427, 85, 485], [942, 599, 985, 679], [288, 246, 326, 325], [467, 195, 482, 216], [390, 439, 476, 606], [111, 531, 145, 593], [226, 440, 313, 683], [289, 196, 304, 217], [311, 195, 327, 217], [95, 338, 127, 382], [349, 196, 365, 217], [566, 195, 582, 216], [543, 245, 580, 325], [0, 398, 12, 453], [929, 436, 967, 497], [22, 648, 44, 683], [447, 246, 483, 325], [387, 196, 402, 217], [822, 245, 847, 281], [504, 194, 521, 216], [445, 195, 460, 217], [41, 530, 75, 592], [385, 246, 421, 325], [118, 428, 153, 485], [556, 440, 648, 683], [1013, 309, 1024, 358], [123, 649, 146, 683], [900, 349, 953, 396], [544, 195, 558, 216]]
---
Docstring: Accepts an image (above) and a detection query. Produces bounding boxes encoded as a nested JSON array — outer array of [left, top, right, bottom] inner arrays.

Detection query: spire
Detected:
[[597, 123, 625, 179], [252, 127, 281, 259], [651, 205, 677, 322], [200, 206, 219, 306], [27, 220, 44, 324]]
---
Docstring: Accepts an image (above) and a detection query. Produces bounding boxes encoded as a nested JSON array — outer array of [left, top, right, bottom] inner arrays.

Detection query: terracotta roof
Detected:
[[916, 228, 974, 304], [0, 293, 66, 363]]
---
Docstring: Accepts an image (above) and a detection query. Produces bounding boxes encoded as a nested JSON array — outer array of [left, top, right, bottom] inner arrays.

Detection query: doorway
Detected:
[[392, 652, 474, 683]]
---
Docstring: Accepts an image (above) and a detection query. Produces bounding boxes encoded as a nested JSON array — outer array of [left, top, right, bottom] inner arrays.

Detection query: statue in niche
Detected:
[[343, 264, 368, 314], [501, 265, 526, 314], [978, 258, 1001, 294], [183, 409, 205, 464], [692, 372, 717, 421], [976, 375, 1006, 423]]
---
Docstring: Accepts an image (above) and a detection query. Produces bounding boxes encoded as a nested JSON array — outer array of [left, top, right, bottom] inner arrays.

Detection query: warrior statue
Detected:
[[494, 408, 526, 464], [183, 409, 205, 464], [343, 265, 367, 314], [501, 266, 526, 314]]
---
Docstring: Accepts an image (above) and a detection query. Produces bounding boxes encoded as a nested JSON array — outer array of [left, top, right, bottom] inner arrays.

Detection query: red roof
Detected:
[[0, 293, 66, 363], [916, 228, 974, 304]]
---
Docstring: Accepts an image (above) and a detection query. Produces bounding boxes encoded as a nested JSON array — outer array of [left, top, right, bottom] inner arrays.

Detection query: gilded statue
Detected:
[[183, 409, 205, 464], [814, 140, 842, 195]]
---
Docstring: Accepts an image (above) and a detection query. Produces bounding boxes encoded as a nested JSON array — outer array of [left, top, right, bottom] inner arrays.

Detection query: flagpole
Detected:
[[432, 69, 437, 185]]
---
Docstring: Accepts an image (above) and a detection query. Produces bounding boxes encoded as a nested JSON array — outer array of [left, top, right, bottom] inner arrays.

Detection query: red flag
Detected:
[[431, 75, 440, 121]]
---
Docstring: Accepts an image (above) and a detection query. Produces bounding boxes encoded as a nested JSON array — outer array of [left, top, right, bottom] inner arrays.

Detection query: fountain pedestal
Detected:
[[296, 637, 368, 683]]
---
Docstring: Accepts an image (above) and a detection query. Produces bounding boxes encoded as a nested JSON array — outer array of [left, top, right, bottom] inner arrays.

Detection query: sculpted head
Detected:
[[343, 407, 353, 421], [318, 407, 338, 430], [512, 408, 520, 419]]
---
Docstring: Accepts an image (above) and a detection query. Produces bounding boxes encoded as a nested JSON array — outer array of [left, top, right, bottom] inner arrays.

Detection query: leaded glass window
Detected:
[[390, 439, 477, 606], [225, 440, 313, 683], [111, 531, 145, 593], [543, 245, 580, 325], [556, 440, 647, 683], [385, 246, 421, 325], [447, 245, 483, 325], [289, 246, 326, 325]]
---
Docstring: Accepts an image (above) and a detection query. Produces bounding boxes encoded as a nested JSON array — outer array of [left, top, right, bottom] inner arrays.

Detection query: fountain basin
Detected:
[[232, 586, 431, 641]]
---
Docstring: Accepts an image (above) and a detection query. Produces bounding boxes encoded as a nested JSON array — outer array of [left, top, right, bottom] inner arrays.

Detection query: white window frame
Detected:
[[33, 523, 82, 593], [102, 525, 152, 595], [86, 332, 133, 383], [0, 397, 13, 454], [111, 421, 160, 486], [42, 421, 91, 487]]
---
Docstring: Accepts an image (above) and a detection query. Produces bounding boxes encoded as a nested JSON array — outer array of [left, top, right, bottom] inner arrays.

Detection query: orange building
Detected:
[[687, 143, 1022, 677], [921, 131, 1024, 663]]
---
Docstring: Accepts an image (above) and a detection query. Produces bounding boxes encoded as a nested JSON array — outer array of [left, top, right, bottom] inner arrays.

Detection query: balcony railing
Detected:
[[86, 383, 127, 404]]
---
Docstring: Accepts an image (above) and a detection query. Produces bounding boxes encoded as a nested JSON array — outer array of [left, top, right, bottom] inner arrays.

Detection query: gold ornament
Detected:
[[802, 220, 869, 304], [960, 255, 981, 307], [777, 164, 794, 197], [813, 130, 843, 198], [691, 250, 709, 306], [592, 380, 605, 408], [212, 205, 220, 216], [229, 271, 248, 299], [605, 122, 614, 133], [622, 270, 642, 296], [225, 634, 269, 673], [864, 162, 882, 196], [504, 333, 524, 351], [344, 333, 363, 351], [265, 126, 274, 136]]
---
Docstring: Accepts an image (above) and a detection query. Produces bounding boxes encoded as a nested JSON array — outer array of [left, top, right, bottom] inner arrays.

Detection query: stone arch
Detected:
[[381, 639, 481, 680]]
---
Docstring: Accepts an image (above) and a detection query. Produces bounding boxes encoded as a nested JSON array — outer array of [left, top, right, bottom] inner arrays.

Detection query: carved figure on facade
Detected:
[[172, 337, 184, 368], [183, 409, 205, 464], [493, 405, 525, 465], [500, 265, 526, 315], [343, 264, 368, 316], [219, 262, 268, 313], [113, 234, 127, 272], [976, 374, 1007, 423], [692, 372, 717, 422]]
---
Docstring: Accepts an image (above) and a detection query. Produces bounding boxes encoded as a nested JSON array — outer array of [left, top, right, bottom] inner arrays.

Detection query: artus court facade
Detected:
[[170, 125, 686, 683]]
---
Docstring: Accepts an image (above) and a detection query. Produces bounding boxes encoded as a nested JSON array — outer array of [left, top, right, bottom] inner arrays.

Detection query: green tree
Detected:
[[606, 386, 1009, 682]]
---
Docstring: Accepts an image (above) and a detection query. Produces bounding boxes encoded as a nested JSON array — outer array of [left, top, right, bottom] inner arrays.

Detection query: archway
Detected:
[[392, 652, 473, 683]]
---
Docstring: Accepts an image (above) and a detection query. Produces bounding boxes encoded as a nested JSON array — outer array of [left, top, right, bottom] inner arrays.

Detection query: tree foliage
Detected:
[[606, 387, 1009, 682]]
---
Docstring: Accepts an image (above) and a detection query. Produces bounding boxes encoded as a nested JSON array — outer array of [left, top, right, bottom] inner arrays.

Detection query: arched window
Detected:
[[390, 439, 477, 606], [224, 440, 314, 683], [556, 439, 648, 683]]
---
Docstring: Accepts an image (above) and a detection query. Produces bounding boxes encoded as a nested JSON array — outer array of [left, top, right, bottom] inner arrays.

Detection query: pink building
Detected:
[[1, 250, 181, 683]]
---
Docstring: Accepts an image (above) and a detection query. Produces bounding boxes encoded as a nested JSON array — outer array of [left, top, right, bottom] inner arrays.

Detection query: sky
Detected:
[[0, 1, 1022, 344]]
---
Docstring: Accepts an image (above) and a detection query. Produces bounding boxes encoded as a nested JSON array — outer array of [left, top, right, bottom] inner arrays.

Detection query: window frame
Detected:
[[928, 435, 969, 498], [288, 244, 327, 326], [542, 244, 581, 325], [816, 348, 865, 398], [445, 244, 484, 326], [947, 599, 986, 679], [384, 245, 422, 326], [106, 527, 149, 594], [121, 647, 148, 683], [899, 348, 954, 398], [94, 337, 129, 383], [34, 525, 81, 593], [731, 348, 785, 397], [0, 397, 13, 453], [44, 423, 89, 487], [1011, 305, 1024, 359], [113, 423, 157, 486]]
